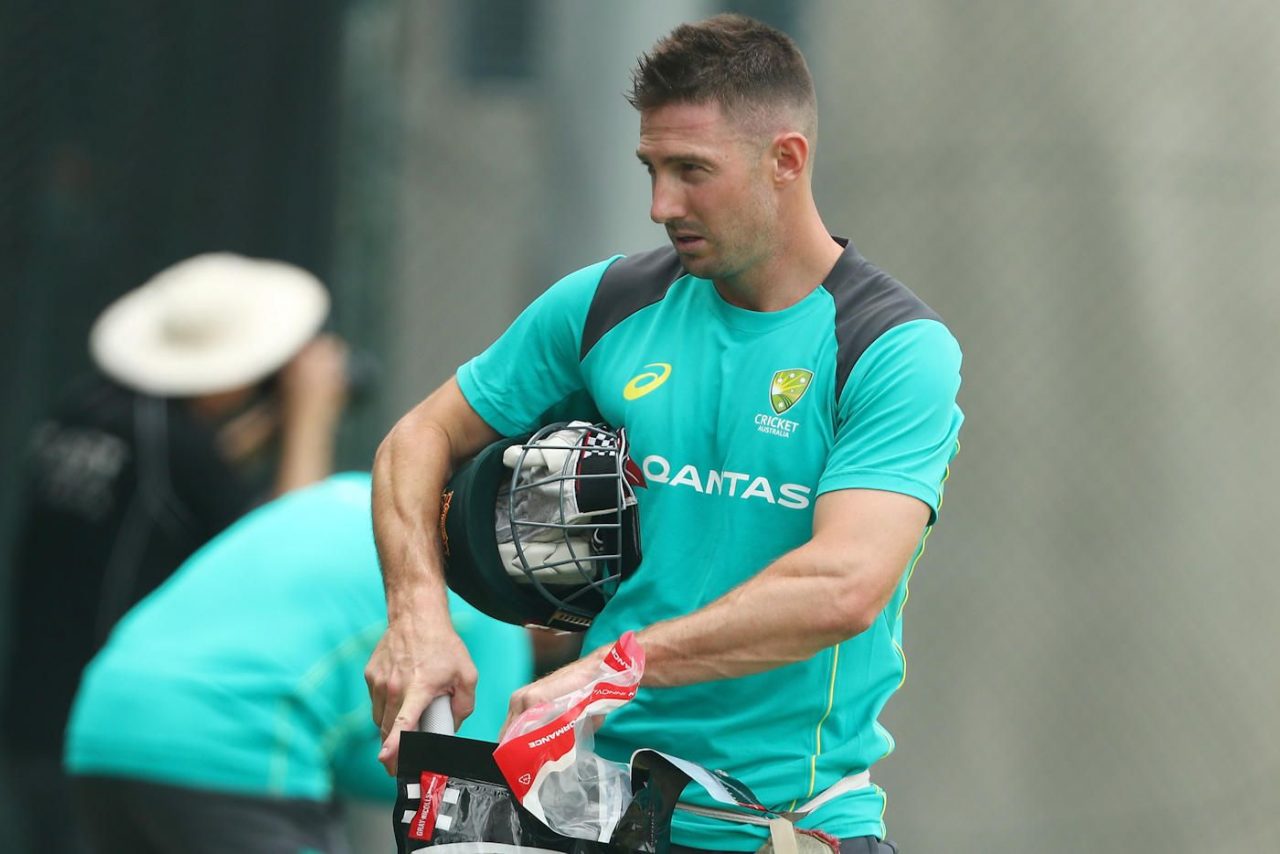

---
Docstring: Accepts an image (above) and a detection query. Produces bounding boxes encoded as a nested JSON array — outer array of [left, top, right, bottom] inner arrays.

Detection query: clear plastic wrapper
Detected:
[[494, 632, 644, 841]]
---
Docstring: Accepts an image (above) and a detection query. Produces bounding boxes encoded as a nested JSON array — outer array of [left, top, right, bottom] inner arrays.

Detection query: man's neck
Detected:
[[713, 217, 845, 312]]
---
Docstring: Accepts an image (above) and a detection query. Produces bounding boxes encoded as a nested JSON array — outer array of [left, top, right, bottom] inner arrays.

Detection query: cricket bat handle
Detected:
[[421, 695, 454, 734]]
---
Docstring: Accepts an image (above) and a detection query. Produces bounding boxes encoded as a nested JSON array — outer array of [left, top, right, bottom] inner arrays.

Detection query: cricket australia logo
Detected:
[[770, 369, 812, 414], [755, 368, 813, 439]]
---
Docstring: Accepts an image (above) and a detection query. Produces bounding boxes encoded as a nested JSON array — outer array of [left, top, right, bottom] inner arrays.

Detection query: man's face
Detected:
[[636, 101, 777, 281]]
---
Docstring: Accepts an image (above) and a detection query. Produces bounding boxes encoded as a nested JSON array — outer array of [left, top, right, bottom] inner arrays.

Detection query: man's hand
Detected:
[[500, 645, 608, 739], [365, 615, 478, 775]]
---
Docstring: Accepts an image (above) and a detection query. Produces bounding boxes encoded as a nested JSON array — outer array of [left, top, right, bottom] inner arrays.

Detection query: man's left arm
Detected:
[[633, 487, 930, 685], [504, 488, 929, 719]]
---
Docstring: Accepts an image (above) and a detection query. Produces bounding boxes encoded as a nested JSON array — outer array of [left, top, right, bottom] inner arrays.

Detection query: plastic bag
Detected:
[[393, 730, 691, 852], [493, 632, 644, 842]]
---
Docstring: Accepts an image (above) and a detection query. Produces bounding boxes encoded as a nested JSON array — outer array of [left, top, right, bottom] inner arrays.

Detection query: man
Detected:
[[366, 15, 963, 853], [64, 473, 532, 854], [2, 253, 349, 854]]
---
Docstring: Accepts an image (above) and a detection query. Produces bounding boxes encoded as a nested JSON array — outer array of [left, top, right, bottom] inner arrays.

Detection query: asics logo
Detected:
[[623, 363, 672, 401]]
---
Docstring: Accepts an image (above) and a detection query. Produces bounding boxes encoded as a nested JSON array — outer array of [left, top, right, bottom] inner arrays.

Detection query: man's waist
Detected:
[[669, 779, 887, 852]]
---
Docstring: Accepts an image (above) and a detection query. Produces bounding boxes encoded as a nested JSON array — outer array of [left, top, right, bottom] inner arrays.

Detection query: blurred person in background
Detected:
[[0, 253, 351, 854], [62, 472, 531, 854], [367, 14, 962, 854]]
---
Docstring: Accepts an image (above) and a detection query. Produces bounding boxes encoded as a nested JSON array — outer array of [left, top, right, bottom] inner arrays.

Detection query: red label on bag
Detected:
[[494, 633, 645, 805], [408, 771, 449, 841], [496, 706, 580, 802], [604, 632, 641, 672]]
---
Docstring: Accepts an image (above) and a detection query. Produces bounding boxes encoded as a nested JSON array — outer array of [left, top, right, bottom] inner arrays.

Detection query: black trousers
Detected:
[[2, 753, 92, 854], [73, 775, 352, 854]]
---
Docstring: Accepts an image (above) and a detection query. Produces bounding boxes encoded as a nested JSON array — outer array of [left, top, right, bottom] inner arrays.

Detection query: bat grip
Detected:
[[420, 695, 454, 734]]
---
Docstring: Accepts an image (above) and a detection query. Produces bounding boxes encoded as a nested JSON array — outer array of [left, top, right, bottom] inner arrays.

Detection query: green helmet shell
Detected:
[[439, 422, 641, 632]]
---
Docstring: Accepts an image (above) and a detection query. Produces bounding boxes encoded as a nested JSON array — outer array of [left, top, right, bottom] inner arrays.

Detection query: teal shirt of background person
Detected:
[[64, 473, 533, 804], [457, 250, 963, 850]]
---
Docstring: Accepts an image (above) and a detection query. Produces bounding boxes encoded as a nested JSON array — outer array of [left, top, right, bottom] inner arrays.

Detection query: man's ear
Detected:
[[771, 131, 810, 186]]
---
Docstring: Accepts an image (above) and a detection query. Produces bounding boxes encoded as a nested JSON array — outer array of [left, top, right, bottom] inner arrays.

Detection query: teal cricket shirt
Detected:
[[457, 241, 964, 850], [64, 473, 532, 803]]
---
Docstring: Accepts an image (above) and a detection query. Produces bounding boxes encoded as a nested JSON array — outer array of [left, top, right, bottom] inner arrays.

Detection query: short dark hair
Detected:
[[627, 14, 816, 137]]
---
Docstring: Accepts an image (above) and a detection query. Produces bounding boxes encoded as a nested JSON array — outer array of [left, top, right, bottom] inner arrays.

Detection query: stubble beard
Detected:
[[674, 186, 778, 283]]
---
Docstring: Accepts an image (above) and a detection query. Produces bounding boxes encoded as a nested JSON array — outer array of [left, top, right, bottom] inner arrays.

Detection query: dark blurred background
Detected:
[[0, 0, 357, 521], [2, 2, 1278, 852]]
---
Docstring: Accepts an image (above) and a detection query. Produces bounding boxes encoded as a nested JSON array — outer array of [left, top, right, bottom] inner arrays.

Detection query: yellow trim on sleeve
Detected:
[[892, 455, 953, 693]]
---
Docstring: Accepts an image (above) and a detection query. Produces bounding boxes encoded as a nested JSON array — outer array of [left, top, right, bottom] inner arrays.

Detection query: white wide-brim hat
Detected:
[[89, 252, 330, 396]]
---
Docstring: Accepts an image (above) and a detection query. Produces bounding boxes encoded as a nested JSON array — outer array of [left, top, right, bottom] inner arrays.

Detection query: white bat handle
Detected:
[[421, 695, 454, 734]]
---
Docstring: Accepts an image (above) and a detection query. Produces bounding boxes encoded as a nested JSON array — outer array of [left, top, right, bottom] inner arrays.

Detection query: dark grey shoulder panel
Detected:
[[579, 246, 685, 361], [823, 242, 943, 400]]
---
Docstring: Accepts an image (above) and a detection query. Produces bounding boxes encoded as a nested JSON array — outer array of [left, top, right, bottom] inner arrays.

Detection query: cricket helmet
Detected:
[[440, 421, 644, 632]]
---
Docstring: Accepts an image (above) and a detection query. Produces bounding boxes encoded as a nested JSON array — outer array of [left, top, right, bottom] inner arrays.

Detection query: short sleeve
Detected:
[[457, 257, 618, 437], [817, 319, 964, 523]]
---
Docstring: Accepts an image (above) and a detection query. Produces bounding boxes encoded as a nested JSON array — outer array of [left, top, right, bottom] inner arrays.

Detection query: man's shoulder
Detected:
[[599, 244, 684, 284], [564, 244, 683, 300], [822, 241, 951, 397], [579, 245, 685, 360], [823, 243, 941, 325]]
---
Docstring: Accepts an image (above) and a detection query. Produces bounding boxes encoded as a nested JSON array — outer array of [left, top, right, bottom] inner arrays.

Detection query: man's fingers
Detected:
[[498, 704, 516, 741], [366, 639, 407, 737], [365, 626, 480, 773], [450, 682, 476, 732], [376, 680, 403, 740], [378, 733, 400, 776], [499, 686, 535, 740], [366, 671, 387, 730], [377, 687, 428, 773], [385, 689, 428, 741]]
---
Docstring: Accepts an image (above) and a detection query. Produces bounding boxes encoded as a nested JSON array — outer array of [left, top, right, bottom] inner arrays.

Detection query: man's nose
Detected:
[[649, 176, 684, 224]]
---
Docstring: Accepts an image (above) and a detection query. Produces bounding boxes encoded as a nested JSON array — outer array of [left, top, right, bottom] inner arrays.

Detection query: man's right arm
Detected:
[[366, 376, 499, 774]]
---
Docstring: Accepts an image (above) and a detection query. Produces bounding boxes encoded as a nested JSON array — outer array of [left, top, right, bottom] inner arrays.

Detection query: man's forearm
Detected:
[[631, 489, 928, 687], [635, 551, 857, 687], [372, 379, 502, 623], [367, 380, 502, 764], [371, 413, 456, 624], [635, 544, 889, 687]]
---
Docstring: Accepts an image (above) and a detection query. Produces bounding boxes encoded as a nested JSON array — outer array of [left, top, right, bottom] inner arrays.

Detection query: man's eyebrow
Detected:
[[635, 150, 714, 166]]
